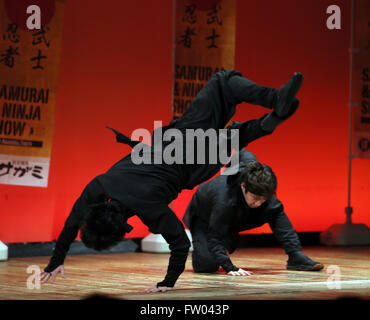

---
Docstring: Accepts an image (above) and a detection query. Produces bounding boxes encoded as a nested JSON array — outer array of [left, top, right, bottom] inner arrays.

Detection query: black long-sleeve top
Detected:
[[183, 149, 302, 272]]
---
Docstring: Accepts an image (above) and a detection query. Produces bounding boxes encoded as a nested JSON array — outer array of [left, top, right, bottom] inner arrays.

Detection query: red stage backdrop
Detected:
[[0, 0, 369, 243]]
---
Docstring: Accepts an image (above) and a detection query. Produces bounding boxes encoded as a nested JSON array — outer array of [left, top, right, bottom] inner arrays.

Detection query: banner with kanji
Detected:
[[173, 0, 236, 119], [0, 0, 64, 187], [352, 0, 370, 158]]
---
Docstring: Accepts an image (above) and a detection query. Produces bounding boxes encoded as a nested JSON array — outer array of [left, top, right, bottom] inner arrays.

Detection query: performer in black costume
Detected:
[[40, 70, 303, 292], [183, 148, 324, 276]]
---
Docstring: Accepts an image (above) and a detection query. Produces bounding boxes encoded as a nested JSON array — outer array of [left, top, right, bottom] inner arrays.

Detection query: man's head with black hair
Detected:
[[80, 199, 132, 251], [238, 161, 277, 209]]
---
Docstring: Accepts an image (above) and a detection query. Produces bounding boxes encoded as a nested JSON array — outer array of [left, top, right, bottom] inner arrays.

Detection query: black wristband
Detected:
[[223, 264, 239, 273]]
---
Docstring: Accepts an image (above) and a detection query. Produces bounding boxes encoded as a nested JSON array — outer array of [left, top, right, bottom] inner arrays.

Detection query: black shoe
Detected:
[[260, 97, 300, 132], [274, 72, 303, 118], [287, 251, 324, 271]]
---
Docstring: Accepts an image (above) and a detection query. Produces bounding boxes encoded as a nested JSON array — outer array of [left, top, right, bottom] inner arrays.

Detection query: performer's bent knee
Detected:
[[192, 258, 220, 273]]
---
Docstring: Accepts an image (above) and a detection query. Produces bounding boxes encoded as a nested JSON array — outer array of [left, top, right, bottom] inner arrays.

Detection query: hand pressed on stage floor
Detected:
[[227, 268, 253, 276], [40, 265, 65, 284], [143, 285, 173, 293]]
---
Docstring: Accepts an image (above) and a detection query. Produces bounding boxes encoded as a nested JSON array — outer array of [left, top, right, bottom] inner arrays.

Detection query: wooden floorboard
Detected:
[[0, 247, 369, 300]]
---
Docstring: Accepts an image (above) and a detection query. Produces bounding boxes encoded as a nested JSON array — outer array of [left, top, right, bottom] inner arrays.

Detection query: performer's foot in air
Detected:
[[274, 72, 303, 118], [260, 72, 303, 133], [225, 71, 303, 134]]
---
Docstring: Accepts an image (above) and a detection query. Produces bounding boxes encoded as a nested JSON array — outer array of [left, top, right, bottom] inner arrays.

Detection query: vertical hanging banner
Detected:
[[0, 0, 64, 187], [352, 0, 370, 158], [173, 0, 236, 119]]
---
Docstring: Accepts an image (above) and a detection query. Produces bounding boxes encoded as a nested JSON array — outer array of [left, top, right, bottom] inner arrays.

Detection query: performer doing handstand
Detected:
[[41, 70, 303, 292]]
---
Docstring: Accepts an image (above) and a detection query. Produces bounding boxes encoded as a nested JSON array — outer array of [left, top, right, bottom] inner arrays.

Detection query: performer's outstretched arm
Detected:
[[41, 179, 105, 283], [206, 205, 253, 276], [146, 230, 190, 292], [207, 230, 238, 272], [40, 197, 87, 283], [143, 207, 191, 292], [267, 199, 302, 254]]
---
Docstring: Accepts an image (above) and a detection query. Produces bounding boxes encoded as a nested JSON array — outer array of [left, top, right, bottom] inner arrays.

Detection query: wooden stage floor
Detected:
[[0, 246, 369, 300]]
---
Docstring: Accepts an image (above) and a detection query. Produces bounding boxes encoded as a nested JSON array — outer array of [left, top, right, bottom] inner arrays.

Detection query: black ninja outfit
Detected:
[[44, 70, 303, 288], [183, 149, 321, 273]]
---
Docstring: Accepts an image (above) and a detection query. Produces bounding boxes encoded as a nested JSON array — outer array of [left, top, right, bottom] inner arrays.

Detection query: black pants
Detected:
[[173, 70, 277, 132], [191, 218, 221, 273]]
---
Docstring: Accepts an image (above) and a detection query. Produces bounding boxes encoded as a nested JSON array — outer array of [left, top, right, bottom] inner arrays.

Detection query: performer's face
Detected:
[[240, 184, 266, 209]]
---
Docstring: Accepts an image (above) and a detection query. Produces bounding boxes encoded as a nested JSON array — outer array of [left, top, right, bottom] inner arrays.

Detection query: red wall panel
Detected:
[[1, 0, 369, 243]]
